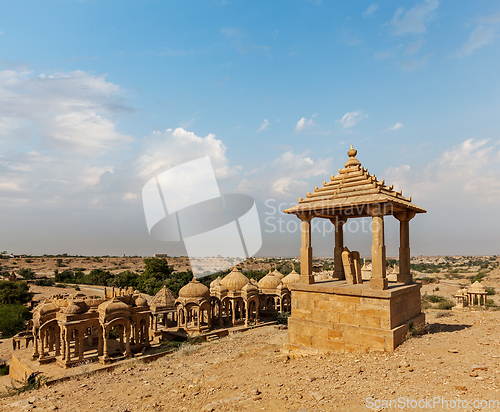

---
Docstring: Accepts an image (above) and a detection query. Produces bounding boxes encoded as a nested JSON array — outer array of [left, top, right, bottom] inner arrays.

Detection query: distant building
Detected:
[[153, 254, 169, 258]]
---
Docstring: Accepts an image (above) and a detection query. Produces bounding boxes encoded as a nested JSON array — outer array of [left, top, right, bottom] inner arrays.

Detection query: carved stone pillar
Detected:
[[65, 329, 71, 362], [78, 329, 84, 361], [298, 213, 314, 284], [331, 217, 347, 280], [33, 328, 39, 358], [55, 328, 61, 357], [60, 329, 65, 359], [125, 327, 131, 357], [395, 211, 416, 285], [102, 331, 109, 362], [370, 211, 388, 290], [98, 327, 103, 356], [39, 330, 46, 360]]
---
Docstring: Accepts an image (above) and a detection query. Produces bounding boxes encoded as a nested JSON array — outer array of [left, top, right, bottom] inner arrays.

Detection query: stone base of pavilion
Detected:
[[284, 279, 425, 354]]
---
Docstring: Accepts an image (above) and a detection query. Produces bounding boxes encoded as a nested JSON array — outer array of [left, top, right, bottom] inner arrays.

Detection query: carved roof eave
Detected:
[[283, 147, 426, 218], [284, 197, 426, 218]]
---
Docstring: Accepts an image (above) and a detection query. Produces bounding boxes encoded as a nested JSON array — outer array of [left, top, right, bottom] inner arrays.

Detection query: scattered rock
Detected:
[[311, 392, 324, 401], [448, 349, 459, 353], [251, 388, 261, 396]]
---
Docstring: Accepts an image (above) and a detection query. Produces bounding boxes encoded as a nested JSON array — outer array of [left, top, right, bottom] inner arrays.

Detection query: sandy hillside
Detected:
[[1, 309, 500, 412]]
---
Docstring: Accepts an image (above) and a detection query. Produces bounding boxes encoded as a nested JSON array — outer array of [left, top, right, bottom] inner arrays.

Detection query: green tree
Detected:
[[0, 304, 32, 337], [0, 281, 33, 305], [18, 268, 35, 280]]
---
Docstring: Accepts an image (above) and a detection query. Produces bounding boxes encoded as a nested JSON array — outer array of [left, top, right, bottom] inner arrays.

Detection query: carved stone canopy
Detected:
[[284, 145, 426, 220]]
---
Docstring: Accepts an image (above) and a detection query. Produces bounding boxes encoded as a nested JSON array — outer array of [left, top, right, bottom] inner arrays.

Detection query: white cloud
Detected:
[[453, 24, 497, 57], [405, 39, 424, 55], [136, 127, 240, 180], [123, 192, 138, 201], [384, 122, 404, 132], [0, 69, 131, 154], [401, 54, 430, 71], [476, 11, 500, 25], [236, 150, 333, 198], [383, 139, 500, 204], [256, 119, 270, 133], [0, 68, 133, 208], [80, 165, 115, 187], [294, 117, 315, 133], [363, 4, 379, 18], [389, 0, 439, 35], [338, 111, 367, 129], [220, 27, 244, 39]]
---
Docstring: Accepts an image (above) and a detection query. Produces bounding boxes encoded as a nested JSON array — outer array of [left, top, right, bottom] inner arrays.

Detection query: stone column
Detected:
[[244, 301, 249, 327], [60, 329, 65, 359], [102, 331, 109, 362], [33, 329, 39, 358], [125, 327, 131, 357], [39, 330, 46, 360], [298, 213, 314, 284], [98, 328, 103, 356], [78, 329, 84, 361], [395, 211, 415, 285], [370, 211, 388, 290], [331, 217, 347, 280], [55, 328, 61, 357], [65, 330, 71, 362]]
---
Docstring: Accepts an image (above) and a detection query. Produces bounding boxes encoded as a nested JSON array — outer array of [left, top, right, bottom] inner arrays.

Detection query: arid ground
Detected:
[[0, 256, 499, 411]]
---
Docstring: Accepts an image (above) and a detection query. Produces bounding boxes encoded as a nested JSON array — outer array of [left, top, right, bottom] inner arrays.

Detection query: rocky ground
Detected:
[[1, 309, 500, 412]]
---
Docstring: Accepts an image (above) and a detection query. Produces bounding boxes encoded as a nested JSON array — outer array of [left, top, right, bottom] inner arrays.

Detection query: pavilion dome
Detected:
[[210, 276, 222, 288], [64, 300, 87, 315], [99, 297, 129, 314], [272, 268, 284, 280], [220, 267, 250, 292], [179, 277, 210, 298], [468, 281, 486, 294], [258, 271, 281, 290], [135, 296, 148, 307], [282, 269, 300, 285], [241, 282, 258, 293], [38, 300, 58, 315]]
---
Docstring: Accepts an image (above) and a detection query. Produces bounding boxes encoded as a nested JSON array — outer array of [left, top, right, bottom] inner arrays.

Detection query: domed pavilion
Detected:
[[176, 276, 212, 333]]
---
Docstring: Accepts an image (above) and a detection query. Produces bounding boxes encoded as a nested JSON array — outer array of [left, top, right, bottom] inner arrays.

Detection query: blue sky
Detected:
[[0, 0, 499, 258]]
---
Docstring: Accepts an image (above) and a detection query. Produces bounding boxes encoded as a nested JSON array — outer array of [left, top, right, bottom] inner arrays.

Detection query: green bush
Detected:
[[0, 304, 32, 337], [436, 298, 455, 310], [486, 299, 496, 308], [469, 272, 487, 284], [427, 295, 445, 303], [0, 281, 33, 305], [6, 373, 47, 396], [0, 363, 9, 376], [34, 278, 55, 287], [276, 312, 290, 325], [18, 268, 35, 280], [485, 287, 496, 295]]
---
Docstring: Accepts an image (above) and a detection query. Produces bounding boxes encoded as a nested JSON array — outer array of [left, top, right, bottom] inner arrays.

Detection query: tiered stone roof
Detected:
[[149, 285, 177, 309], [284, 145, 426, 218]]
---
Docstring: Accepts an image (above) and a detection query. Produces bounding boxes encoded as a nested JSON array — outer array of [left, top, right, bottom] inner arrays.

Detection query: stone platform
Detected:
[[284, 279, 425, 353]]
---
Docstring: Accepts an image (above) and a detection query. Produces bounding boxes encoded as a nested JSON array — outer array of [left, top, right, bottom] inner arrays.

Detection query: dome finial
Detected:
[[345, 144, 361, 168]]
